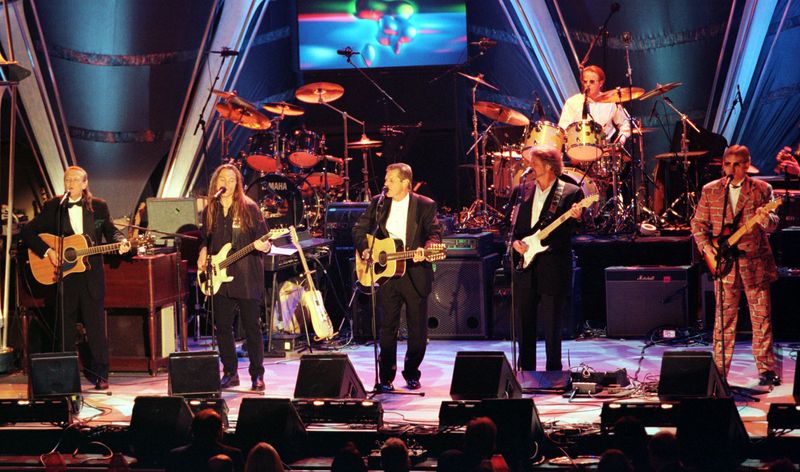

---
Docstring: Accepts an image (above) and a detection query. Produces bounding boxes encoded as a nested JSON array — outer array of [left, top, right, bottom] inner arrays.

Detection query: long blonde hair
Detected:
[[203, 164, 257, 235]]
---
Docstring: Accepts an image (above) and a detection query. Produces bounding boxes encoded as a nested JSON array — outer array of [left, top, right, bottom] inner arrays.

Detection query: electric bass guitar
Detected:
[[518, 194, 599, 270], [354, 235, 447, 287], [288, 226, 335, 340], [197, 228, 287, 296], [704, 199, 782, 278], [28, 233, 153, 285]]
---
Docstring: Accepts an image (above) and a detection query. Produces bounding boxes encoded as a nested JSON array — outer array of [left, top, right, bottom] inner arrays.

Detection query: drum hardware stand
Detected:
[[463, 102, 504, 228], [317, 99, 363, 202], [661, 96, 701, 227]]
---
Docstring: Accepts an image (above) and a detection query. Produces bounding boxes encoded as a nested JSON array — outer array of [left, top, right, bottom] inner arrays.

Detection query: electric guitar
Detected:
[[197, 228, 287, 296], [705, 199, 782, 278], [289, 225, 335, 340], [28, 233, 153, 285], [354, 235, 447, 287], [518, 194, 599, 270]]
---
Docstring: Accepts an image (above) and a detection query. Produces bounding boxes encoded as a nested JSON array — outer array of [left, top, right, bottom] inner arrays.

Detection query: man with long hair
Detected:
[[22, 166, 130, 390], [197, 164, 272, 391]]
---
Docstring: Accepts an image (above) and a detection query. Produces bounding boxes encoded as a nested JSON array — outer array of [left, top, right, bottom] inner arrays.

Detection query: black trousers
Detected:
[[378, 275, 428, 383], [512, 266, 565, 372], [61, 273, 108, 382], [213, 295, 265, 378]]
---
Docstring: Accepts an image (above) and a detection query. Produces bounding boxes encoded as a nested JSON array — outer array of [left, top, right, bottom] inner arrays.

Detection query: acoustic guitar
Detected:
[[28, 233, 153, 285], [354, 235, 447, 287], [704, 199, 781, 278], [289, 225, 335, 340]]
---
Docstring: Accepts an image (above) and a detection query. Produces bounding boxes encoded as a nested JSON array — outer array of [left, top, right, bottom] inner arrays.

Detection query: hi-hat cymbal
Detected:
[[654, 150, 708, 159], [595, 87, 645, 104], [262, 101, 304, 116], [639, 82, 683, 100], [214, 102, 271, 130], [457, 72, 500, 91], [322, 155, 352, 165], [295, 82, 345, 104], [347, 135, 383, 149], [474, 101, 530, 127]]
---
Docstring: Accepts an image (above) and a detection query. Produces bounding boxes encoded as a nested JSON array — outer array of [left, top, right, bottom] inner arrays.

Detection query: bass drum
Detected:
[[560, 167, 600, 218], [245, 174, 321, 229]]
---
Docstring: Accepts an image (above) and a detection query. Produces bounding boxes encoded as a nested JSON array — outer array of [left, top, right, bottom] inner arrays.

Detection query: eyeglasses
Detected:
[[722, 161, 746, 167]]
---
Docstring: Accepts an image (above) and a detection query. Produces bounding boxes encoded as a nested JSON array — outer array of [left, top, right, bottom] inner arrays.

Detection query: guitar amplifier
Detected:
[[324, 202, 369, 249], [442, 232, 494, 258]]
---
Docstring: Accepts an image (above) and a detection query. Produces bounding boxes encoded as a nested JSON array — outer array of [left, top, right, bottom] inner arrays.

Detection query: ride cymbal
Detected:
[[474, 101, 530, 126], [347, 135, 382, 149], [262, 101, 304, 116], [457, 72, 500, 91], [654, 150, 709, 159], [595, 87, 645, 104], [214, 102, 271, 130], [295, 82, 345, 103], [639, 82, 683, 100]]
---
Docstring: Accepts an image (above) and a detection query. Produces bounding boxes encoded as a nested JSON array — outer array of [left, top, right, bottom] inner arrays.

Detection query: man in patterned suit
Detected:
[[690, 145, 780, 386]]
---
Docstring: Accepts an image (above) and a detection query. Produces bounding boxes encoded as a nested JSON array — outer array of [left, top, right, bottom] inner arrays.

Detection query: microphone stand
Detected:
[[56, 198, 67, 354], [508, 171, 531, 372], [316, 98, 365, 202], [577, 4, 619, 71], [344, 53, 406, 114]]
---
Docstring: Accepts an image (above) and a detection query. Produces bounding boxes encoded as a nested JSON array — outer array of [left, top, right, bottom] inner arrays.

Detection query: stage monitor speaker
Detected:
[[794, 362, 800, 404], [28, 351, 81, 398], [168, 351, 221, 398], [675, 397, 748, 469], [0, 398, 72, 425], [293, 353, 366, 399], [482, 398, 545, 464], [145, 197, 199, 245], [657, 350, 728, 399], [605, 265, 695, 337], [235, 398, 307, 461], [129, 396, 193, 464], [450, 351, 521, 400]]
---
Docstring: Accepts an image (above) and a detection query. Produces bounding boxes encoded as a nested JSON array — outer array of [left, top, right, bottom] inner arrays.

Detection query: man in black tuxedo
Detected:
[[22, 166, 129, 389], [353, 163, 443, 392], [508, 146, 583, 372]]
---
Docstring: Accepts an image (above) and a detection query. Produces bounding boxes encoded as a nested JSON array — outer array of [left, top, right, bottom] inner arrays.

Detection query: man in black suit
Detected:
[[509, 146, 583, 372], [353, 163, 443, 392], [22, 166, 130, 389]]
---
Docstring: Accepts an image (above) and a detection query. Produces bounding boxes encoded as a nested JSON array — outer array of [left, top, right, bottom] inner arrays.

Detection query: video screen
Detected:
[[298, 0, 467, 70]]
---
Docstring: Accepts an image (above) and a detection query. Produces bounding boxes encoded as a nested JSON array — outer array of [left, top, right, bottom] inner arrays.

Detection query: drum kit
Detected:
[[213, 82, 382, 231]]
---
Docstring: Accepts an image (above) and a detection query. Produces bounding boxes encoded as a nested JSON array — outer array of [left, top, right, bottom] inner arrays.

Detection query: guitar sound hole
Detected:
[[63, 248, 77, 263], [378, 252, 388, 265]]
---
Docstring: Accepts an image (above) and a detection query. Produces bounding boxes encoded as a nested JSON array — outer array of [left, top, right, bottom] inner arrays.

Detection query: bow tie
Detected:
[[66, 200, 83, 208]]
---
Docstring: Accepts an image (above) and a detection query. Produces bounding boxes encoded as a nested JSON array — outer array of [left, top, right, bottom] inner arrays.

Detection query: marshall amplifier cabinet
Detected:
[[605, 265, 697, 337], [324, 202, 369, 249]]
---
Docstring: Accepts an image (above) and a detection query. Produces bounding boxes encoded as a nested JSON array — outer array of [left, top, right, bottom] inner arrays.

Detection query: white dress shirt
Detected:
[[558, 93, 631, 143], [386, 193, 410, 249]]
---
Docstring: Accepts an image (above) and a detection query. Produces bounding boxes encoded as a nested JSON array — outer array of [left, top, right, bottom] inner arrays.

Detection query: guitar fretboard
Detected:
[[75, 242, 125, 257]]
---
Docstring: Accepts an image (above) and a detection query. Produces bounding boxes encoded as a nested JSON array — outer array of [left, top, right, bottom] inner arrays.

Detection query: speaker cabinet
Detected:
[[145, 197, 199, 245], [657, 350, 728, 399], [129, 396, 193, 464], [605, 265, 696, 337], [450, 351, 521, 400], [235, 398, 307, 461], [482, 398, 544, 464], [676, 398, 748, 468], [108, 307, 175, 372], [28, 352, 81, 398], [293, 353, 366, 399], [168, 351, 221, 398]]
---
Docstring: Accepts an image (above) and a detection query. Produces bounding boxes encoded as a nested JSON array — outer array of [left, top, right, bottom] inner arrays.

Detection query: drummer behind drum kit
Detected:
[[212, 82, 382, 232]]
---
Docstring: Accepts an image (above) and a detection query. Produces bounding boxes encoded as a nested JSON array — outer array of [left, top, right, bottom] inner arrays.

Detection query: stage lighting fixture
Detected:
[[0, 398, 72, 425], [438, 400, 482, 431], [187, 398, 229, 428], [768, 403, 800, 436], [292, 399, 383, 428], [600, 401, 676, 432]]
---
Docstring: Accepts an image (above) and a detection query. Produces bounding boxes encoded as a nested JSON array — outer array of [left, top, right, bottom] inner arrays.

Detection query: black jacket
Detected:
[[352, 192, 443, 297]]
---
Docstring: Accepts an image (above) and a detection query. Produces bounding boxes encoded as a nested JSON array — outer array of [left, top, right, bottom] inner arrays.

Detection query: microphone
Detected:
[[212, 186, 227, 200], [520, 167, 534, 179], [725, 173, 734, 186], [59, 192, 70, 206], [535, 96, 545, 120], [663, 96, 674, 105], [337, 47, 360, 57], [648, 101, 659, 121], [611, 2, 621, 13], [470, 37, 498, 49], [377, 185, 389, 205], [735, 84, 743, 107], [209, 48, 239, 57], [582, 88, 590, 120], [621, 31, 632, 45]]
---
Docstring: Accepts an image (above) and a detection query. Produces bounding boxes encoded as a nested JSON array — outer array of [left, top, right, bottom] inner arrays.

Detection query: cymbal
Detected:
[[654, 150, 708, 159], [457, 72, 499, 91], [747, 164, 760, 175], [212, 89, 237, 100], [214, 102, 271, 130], [347, 135, 382, 149], [295, 82, 344, 104], [595, 87, 645, 104], [639, 82, 683, 100], [322, 154, 352, 165], [474, 101, 530, 127], [262, 101, 304, 116]]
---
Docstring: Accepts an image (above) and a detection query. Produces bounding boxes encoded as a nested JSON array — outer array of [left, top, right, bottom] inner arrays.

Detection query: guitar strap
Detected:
[[538, 179, 565, 230]]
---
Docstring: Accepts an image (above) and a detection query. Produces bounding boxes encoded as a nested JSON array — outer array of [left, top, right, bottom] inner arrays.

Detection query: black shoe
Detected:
[[758, 370, 781, 386], [220, 373, 240, 388], [95, 379, 109, 390], [251, 375, 265, 391], [406, 379, 421, 390], [375, 382, 394, 393]]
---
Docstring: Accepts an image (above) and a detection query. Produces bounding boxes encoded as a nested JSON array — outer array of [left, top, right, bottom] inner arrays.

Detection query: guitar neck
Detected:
[[726, 201, 780, 247], [539, 211, 573, 239], [219, 234, 270, 270], [75, 241, 124, 257]]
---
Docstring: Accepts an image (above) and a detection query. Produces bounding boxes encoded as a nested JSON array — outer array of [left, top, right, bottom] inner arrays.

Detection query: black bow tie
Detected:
[[66, 200, 83, 208]]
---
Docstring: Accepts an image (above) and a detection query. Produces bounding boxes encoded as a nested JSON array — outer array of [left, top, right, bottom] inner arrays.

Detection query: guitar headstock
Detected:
[[132, 234, 156, 250], [579, 194, 600, 208], [766, 199, 782, 212], [425, 243, 447, 262], [288, 226, 301, 250]]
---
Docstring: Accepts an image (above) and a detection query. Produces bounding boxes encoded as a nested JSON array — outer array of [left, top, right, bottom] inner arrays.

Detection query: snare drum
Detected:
[[245, 132, 279, 173], [287, 129, 321, 168], [521, 121, 565, 158], [595, 145, 628, 179], [560, 167, 600, 217], [565, 120, 604, 161]]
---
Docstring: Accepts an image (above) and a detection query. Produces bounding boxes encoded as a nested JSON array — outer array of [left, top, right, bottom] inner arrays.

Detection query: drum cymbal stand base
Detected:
[[457, 199, 504, 230]]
